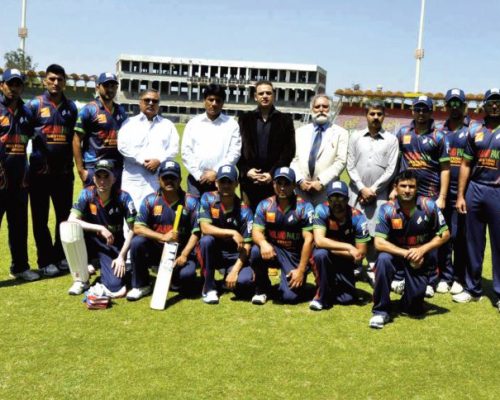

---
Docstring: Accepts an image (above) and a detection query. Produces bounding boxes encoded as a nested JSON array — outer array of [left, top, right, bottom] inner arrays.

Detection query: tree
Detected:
[[4, 48, 37, 72]]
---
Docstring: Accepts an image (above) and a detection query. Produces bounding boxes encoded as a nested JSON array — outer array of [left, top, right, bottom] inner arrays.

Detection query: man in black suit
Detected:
[[238, 80, 295, 210]]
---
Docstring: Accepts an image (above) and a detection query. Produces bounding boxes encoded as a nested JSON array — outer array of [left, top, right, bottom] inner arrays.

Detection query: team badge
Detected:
[[40, 107, 51, 118], [97, 114, 107, 124], [475, 132, 484, 142], [329, 220, 339, 230], [211, 207, 220, 219], [391, 218, 403, 229], [89, 203, 97, 215], [417, 216, 422, 225], [403, 135, 411, 144], [266, 212, 276, 223], [153, 205, 162, 216], [0, 116, 10, 127]]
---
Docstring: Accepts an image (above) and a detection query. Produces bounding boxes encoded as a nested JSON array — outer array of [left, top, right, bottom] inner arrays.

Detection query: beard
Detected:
[[311, 112, 331, 125]]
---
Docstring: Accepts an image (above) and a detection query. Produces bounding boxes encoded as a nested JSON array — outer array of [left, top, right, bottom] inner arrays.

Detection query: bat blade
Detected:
[[150, 205, 183, 310]]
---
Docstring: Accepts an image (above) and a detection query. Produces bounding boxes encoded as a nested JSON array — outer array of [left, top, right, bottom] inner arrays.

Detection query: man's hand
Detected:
[[389, 188, 397, 201], [299, 180, 312, 192], [257, 172, 272, 184], [359, 187, 376, 204], [78, 169, 88, 183], [456, 196, 467, 214], [405, 247, 425, 268], [143, 159, 161, 173], [309, 180, 323, 192], [200, 169, 217, 185], [111, 256, 126, 278], [98, 227, 114, 245], [348, 246, 364, 262], [232, 232, 244, 251], [288, 268, 305, 289], [174, 253, 187, 268], [260, 241, 276, 260], [436, 196, 446, 210], [161, 230, 178, 243], [225, 268, 239, 289], [247, 168, 262, 182]]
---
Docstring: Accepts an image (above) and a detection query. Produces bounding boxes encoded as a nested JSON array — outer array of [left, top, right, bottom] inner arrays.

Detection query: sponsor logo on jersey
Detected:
[[153, 205, 162, 216], [391, 218, 403, 229], [266, 212, 276, 223], [403, 135, 412, 144], [40, 107, 51, 118], [90, 203, 97, 215], [97, 114, 107, 124], [475, 132, 484, 142], [211, 207, 220, 219], [329, 220, 339, 230], [0, 116, 9, 127]]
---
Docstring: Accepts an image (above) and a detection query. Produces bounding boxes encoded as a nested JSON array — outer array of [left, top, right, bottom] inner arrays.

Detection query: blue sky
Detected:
[[1, 0, 499, 96]]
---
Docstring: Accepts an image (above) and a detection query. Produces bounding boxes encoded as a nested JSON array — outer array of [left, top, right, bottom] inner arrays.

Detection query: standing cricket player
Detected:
[[127, 160, 200, 301]]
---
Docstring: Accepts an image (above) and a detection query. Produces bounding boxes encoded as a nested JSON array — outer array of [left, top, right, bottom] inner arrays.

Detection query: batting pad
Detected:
[[60, 221, 89, 283]]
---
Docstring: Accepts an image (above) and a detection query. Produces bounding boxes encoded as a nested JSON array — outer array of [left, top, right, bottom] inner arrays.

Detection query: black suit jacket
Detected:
[[237, 108, 295, 179]]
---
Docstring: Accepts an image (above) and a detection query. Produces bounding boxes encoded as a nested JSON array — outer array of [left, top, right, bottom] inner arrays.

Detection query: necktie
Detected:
[[308, 125, 323, 178]]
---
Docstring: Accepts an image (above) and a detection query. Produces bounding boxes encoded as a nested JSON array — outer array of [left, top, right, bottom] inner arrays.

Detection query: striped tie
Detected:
[[308, 125, 323, 178]]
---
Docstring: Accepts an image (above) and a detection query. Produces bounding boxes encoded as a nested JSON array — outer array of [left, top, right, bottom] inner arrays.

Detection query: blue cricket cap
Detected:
[[326, 180, 349, 198], [412, 95, 433, 109], [445, 88, 466, 103], [484, 88, 500, 102], [273, 167, 296, 183], [97, 72, 118, 85], [158, 160, 181, 179], [2, 68, 25, 83], [216, 164, 238, 182]]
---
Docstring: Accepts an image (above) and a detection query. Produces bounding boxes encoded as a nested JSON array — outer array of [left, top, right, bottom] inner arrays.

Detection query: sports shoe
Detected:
[[309, 299, 323, 311], [354, 265, 363, 279], [58, 259, 69, 271], [126, 286, 152, 301], [425, 285, 435, 298], [104, 285, 127, 299], [391, 280, 405, 294], [251, 293, 267, 305], [436, 281, 450, 294], [449, 281, 464, 295], [202, 290, 219, 304], [496, 300, 500, 313], [10, 269, 41, 282], [452, 291, 481, 303], [369, 313, 390, 329], [68, 281, 90, 295], [40, 264, 60, 277]]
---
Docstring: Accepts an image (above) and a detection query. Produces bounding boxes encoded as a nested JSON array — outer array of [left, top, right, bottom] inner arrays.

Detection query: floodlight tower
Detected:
[[414, 0, 426, 93], [19, 0, 28, 52]]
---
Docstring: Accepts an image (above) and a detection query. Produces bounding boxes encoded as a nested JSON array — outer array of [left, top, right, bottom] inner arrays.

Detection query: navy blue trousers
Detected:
[[372, 252, 435, 316], [0, 187, 30, 273], [85, 234, 126, 292], [464, 181, 500, 299], [29, 172, 73, 267], [186, 174, 216, 198], [250, 244, 306, 303], [311, 248, 356, 306], [129, 235, 197, 290], [197, 235, 253, 295]]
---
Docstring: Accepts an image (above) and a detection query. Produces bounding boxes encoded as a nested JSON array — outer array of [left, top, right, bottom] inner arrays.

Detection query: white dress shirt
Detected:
[[118, 112, 179, 207], [181, 112, 241, 180]]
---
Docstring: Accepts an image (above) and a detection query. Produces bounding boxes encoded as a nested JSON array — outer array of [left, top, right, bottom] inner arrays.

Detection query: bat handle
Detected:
[[173, 205, 183, 231]]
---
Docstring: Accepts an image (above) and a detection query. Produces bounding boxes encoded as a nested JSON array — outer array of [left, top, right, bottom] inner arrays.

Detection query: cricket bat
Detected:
[[150, 205, 183, 310]]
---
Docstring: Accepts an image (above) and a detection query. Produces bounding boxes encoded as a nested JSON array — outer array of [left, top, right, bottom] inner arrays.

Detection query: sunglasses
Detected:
[[485, 100, 500, 107], [447, 100, 463, 109], [142, 98, 159, 104], [413, 106, 431, 113]]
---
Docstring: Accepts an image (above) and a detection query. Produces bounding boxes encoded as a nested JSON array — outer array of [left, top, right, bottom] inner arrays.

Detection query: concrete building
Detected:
[[115, 54, 327, 122]]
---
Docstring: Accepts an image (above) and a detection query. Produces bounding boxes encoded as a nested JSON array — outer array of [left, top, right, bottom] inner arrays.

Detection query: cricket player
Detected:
[[197, 164, 254, 304], [369, 171, 450, 329], [28, 64, 78, 277], [67, 159, 136, 296], [453, 88, 500, 313], [73, 72, 127, 188], [393, 95, 450, 297], [0, 69, 39, 281], [311, 181, 370, 310], [250, 167, 314, 305], [127, 160, 200, 301]]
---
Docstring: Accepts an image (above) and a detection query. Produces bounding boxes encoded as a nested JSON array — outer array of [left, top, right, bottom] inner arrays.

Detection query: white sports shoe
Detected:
[[126, 286, 152, 301], [251, 293, 267, 305], [391, 280, 405, 294], [309, 299, 323, 311], [68, 281, 90, 295], [496, 300, 500, 313], [87, 264, 96, 275], [202, 290, 219, 304], [104, 285, 127, 299], [452, 291, 481, 303], [369, 314, 390, 329], [11, 269, 41, 282], [425, 285, 435, 298], [449, 281, 464, 295], [40, 264, 60, 277], [436, 281, 450, 294]]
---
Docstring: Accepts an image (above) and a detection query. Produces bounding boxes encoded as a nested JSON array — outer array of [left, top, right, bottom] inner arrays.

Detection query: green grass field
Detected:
[[0, 125, 499, 399]]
